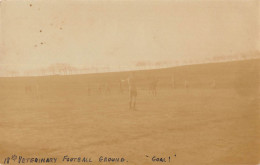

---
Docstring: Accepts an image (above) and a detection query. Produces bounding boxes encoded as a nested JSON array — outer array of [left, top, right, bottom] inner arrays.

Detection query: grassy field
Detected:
[[0, 59, 259, 165]]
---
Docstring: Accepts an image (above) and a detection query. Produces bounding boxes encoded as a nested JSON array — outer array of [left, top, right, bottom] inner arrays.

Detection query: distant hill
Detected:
[[0, 59, 259, 94]]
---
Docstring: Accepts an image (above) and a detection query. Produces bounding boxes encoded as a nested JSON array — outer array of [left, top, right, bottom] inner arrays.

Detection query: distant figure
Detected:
[[119, 80, 124, 94], [98, 84, 103, 94], [25, 83, 40, 99], [171, 76, 175, 89], [150, 77, 159, 96], [87, 85, 91, 96], [105, 82, 111, 94], [211, 79, 216, 88], [25, 85, 32, 93], [127, 73, 137, 110], [35, 82, 40, 99], [185, 80, 189, 88]]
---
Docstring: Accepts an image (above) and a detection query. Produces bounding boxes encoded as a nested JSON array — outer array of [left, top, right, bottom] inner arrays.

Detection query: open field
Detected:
[[0, 59, 259, 164]]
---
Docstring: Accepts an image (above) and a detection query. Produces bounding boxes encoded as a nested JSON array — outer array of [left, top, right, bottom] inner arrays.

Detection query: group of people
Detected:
[[25, 72, 216, 110]]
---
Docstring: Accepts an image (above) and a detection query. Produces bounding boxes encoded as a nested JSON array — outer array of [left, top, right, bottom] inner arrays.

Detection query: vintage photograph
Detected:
[[0, 0, 259, 164]]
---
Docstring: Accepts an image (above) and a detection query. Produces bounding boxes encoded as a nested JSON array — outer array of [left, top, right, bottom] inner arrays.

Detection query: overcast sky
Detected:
[[0, 0, 259, 75]]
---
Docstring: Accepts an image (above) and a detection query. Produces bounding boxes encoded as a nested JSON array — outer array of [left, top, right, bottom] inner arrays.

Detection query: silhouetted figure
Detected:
[[25, 85, 32, 93], [211, 79, 216, 88], [150, 77, 159, 96], [127, 73, 137, 110], [171, 76, 175, 89], [25, 83, 40, 99], [105, 82, 111, 94], [185, 80, 189, 89], [35, 82, 40, 99], [98, 84, 103, 94], [87, 85, 91, 96], [119, 80, 124, 94]]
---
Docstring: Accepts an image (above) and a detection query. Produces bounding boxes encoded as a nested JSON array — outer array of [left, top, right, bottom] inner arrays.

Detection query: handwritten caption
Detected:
[[2, 154, 176, 164]]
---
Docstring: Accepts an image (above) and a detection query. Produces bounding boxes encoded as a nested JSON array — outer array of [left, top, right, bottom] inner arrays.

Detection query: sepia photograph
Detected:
[[0, 0, 259, 164]]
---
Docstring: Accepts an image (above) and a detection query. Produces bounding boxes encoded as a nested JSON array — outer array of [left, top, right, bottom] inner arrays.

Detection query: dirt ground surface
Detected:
[[0, 59, 259, 165]]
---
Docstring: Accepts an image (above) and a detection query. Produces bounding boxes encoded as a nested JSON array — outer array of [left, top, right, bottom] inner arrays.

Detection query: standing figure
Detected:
[[35, 82, 40, 99], [127, 73, 137, 110], [119, 80, 124, 94], [211, 79, 216, 88], [171, 76, 175, 89], [98, 84, 103, 94], [105, 82, 111, 94], [185, 80, 189, 88], [150, 77, 159, 96], [87, 85, 91, 96]]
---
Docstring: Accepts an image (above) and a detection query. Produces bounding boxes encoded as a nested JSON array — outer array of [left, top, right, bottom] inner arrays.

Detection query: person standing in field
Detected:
[[171, 75, 175, 89], [150, 77, 159, 96], [119, 80, 124, 94], [127, 72, 137, 110], [87, 85, 91, 96]]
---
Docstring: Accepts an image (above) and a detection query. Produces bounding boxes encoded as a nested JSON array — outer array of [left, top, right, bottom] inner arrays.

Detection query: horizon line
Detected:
[[0, 58, 259, 78]]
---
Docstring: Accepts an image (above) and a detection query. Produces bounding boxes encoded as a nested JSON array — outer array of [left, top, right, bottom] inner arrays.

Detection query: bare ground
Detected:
[[0, 60, 259, 165]]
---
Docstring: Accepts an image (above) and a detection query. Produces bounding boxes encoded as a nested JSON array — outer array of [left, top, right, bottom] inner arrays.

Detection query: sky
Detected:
[[0, 0, 259, 76]]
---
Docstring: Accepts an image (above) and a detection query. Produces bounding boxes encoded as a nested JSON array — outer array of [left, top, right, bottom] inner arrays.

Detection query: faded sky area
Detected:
[[0, 0, 259, 76]]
